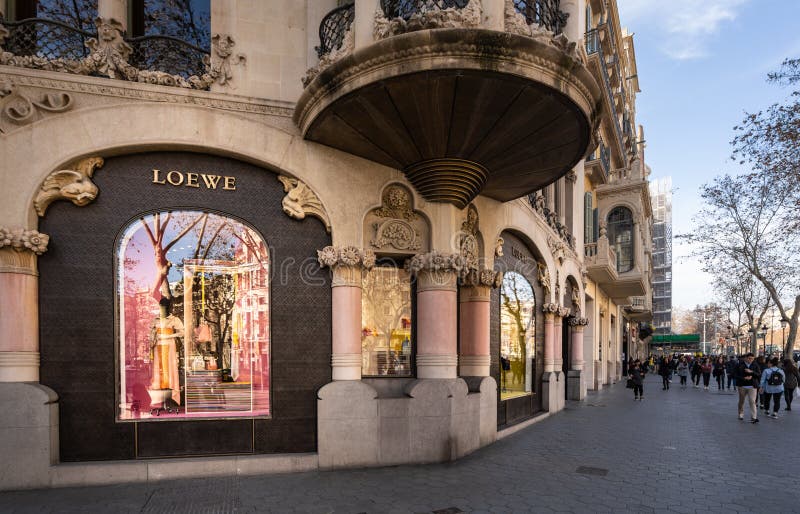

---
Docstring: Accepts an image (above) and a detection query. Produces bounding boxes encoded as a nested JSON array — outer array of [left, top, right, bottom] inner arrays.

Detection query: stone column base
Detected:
[[0, 382, 58, 491], [417, 355, 458, 379], [331, 353, 361, 381], [567, 369, 585, 401], [0, 351, 40, 382], [541, 371, 564, 413], [459, 355, 490, 377]]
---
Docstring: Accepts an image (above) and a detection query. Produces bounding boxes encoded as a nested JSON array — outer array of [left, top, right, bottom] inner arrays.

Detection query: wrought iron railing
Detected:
[[513, 0, 568, 34], [585, 26, 624, 158], [381, 0, 470, 20], [1, 17, 211, 81], [1, 17, 94, 61], [317, 2, 355, 58], [588, 140, 610, 178], [127, 34, 208, 79]]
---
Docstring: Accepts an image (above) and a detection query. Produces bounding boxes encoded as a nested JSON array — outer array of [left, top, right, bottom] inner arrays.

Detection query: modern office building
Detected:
[[0, 0, 652, 490]]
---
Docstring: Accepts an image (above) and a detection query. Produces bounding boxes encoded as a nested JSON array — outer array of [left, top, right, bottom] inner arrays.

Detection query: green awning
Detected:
[[650, 334, 701, 344]]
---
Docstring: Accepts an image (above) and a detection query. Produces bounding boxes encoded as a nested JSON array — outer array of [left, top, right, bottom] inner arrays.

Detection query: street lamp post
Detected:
[[781, 318, 788, 357]]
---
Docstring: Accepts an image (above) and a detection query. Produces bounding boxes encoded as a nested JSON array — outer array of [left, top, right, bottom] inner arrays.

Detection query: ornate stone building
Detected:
[[0, 0, 652, 490]]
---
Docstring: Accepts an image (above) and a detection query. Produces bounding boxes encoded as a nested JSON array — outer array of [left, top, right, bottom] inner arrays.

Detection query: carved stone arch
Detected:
[[491, 224, 556, 304], [363, 182, 431, 256], [599, 200, 641, 226]]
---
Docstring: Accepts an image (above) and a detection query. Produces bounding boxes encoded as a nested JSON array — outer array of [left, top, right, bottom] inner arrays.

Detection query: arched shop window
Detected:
[[499, 271, 536, 399], [117, 210, 270, 420], [361, 263, 413, 377], [607, 206, 634, 273]]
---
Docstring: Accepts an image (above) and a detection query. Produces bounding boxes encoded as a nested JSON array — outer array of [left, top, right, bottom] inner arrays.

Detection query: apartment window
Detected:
[[130, 0, 210, 48], [117, 210, 271, 420], [607, 207, 634, 272], [584, 192, 594, 243]]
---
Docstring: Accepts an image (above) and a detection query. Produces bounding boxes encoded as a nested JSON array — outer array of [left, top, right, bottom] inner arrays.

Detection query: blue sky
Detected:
[[617, 0, 800, 309]]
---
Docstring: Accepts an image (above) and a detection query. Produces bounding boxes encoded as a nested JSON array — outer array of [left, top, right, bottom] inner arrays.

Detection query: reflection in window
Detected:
[[500, 272, 535, 400], [361, 266, 412, 377], [607, 206, 634, 273], [117, 211, 270, 420], [130, 0, 211, 48]]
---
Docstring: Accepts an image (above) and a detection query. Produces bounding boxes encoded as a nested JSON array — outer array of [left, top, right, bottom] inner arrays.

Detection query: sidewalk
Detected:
[[3, 375, 799, 513]]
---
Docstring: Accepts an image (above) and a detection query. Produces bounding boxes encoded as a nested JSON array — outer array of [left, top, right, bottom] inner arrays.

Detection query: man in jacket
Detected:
[[760, 357, 786, 419], [735, 353, 761, 423], [725, 356, 738, 390]]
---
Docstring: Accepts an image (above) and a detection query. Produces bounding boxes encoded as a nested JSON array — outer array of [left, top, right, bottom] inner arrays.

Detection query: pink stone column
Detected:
[[0, 231, 48, 382], [459, 284, 490, 376], [553, 313, 564, 371], [570, 324, 585, 371], [318, 246, 374, 381], [543, 308, 556, 372], [416, 269, 458, 379]]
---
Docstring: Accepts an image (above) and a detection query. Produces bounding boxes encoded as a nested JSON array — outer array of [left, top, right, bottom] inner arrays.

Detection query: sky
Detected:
[[616, 0, 800, 310]]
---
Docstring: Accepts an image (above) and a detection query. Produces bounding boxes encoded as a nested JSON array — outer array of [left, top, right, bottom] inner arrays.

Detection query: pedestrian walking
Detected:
[[630, 359, 644, 400], [691, 358, 701, 388], [760, 357, 786, 419], [713, 356, 726, 390], [781, 359, 799, 411], [735, 353, 761, 423], [676, 356, 689, 389], [701, 358, 712, 390], [659, 356, 671, 390], [756, 355, 769, 411], [726, 355, 738, 390]]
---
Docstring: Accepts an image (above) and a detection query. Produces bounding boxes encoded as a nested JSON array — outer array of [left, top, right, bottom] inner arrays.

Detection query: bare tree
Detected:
[[712, 267, 773, 354]]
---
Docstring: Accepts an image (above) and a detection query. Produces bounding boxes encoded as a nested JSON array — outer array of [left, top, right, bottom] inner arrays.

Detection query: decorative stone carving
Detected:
[[542, 303, 560, 314], [34, 156, 103, 216], [457, 204, 480, 271], [537, 261, 551, 300], [565, 170, 577, 183], [571, 286, 581, 311], [502, 0, 582, 65], [374, 0, 482, 40], [366, 184, 428, 255], [317, 245, 376, 287], [0, 227, 49, 255], [406, 251, 468, 275], [0, 18, 244, 91], [558, 307, 571, 318], [1, 86, 73, 124], [462, 267, 503, 289], [548, 235, 566, 264], [568, 317, 589, 327], [599, 220, 608, 238], [495, 237, 504, 257], [278, 175, 331, 233], [302, 26, 354, 88]]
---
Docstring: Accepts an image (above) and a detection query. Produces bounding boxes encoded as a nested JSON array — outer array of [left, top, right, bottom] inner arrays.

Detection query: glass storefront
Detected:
[[499, 271, 535, 400], [117, 210, 270, 420], [361, 265, 412, 377]]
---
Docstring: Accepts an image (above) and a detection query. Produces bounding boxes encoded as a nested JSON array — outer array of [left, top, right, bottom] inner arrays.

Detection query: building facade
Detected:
[[650, 177, 672, 335], [0, 0, 652, 490]]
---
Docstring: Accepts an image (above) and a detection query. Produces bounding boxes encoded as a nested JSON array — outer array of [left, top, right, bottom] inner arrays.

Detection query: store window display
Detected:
[[361, 265, 413, 377], [117, 210, 270, 420], [500, 271, 535, 399]]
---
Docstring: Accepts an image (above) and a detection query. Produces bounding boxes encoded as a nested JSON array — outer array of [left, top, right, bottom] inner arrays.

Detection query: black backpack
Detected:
[[768, 369, 784, 386]]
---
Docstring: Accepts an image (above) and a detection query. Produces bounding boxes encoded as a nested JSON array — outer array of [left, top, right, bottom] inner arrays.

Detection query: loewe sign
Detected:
[[152, 169, 237, 191]]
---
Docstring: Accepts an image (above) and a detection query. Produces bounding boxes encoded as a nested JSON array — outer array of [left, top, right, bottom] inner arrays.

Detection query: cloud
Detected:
[[618, 0, 749, 60]]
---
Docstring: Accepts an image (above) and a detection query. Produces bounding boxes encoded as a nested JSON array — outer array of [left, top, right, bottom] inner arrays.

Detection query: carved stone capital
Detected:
[[542, 303, 560, 315], [461, 267, 503, 289], [0, 227, 49, 274], [35, 157, 103, 216], [565, 170, 578, 183], [558, 307, 571, 318], [405, 251, 474, 278], [279, 175, 331, 233], [317, 246, 376, 287], [569, 317, 589, 328]]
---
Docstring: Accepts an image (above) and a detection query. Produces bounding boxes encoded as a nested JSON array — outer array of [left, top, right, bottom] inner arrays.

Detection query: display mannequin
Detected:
[[150, 297, 184, 404]]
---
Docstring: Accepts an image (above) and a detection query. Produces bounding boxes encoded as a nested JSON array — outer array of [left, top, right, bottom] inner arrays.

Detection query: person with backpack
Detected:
[[781, 359, 799, 411], [700, 358, 713, 390], [760, 357, 786, 419]]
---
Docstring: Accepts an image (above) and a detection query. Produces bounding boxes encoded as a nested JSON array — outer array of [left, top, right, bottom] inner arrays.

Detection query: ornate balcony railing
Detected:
[[588, 140, 610, 178], [381, 0, 470, 20], [513, 0, 568, 34], [0, 17, 94, 61], [585, 27, 624, 158], [127, 35, 208, 79], [316, 2, 355, 58]]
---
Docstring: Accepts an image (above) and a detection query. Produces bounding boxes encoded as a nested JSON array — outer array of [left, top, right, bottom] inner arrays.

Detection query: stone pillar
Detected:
[[355, 0, 380, 49], [560, 0, 586, 45], [459, 270, 500, 377], [553, 309, 566, 371], [409, 253, 459, 379], [317, 246, 376, 381], [543, 304, 558, 372], [98, 0, 129, 30], [482, 0, 505, 30], [0, 228, 49, 383], [567, 317, 588, 401]]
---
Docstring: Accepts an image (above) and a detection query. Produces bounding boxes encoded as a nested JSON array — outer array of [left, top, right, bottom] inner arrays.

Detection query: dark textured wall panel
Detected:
[[39, 152, 332, 462]]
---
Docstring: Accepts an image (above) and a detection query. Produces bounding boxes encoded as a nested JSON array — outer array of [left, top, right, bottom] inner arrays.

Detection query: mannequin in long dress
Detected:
[[150, 297, 184, 404]]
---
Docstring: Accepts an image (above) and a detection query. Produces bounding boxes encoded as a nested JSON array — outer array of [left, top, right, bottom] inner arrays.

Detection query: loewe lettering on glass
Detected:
[[152, 169, 236, 190]]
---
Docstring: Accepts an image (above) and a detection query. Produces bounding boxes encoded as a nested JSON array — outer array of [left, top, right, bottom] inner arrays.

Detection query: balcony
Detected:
[[625, 296, 653, 321], [296, 0, 603, 208], [584, 236, 617, 283], [585, 140, 610, 185], [585, 26, 624, 159]]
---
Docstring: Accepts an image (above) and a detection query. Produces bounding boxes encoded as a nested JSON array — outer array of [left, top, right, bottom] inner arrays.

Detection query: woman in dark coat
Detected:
[[782, 359, 800, 411], [630, 359, 644, 400], [659, 356, 671, 390], [713, 356, 726, 390]]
